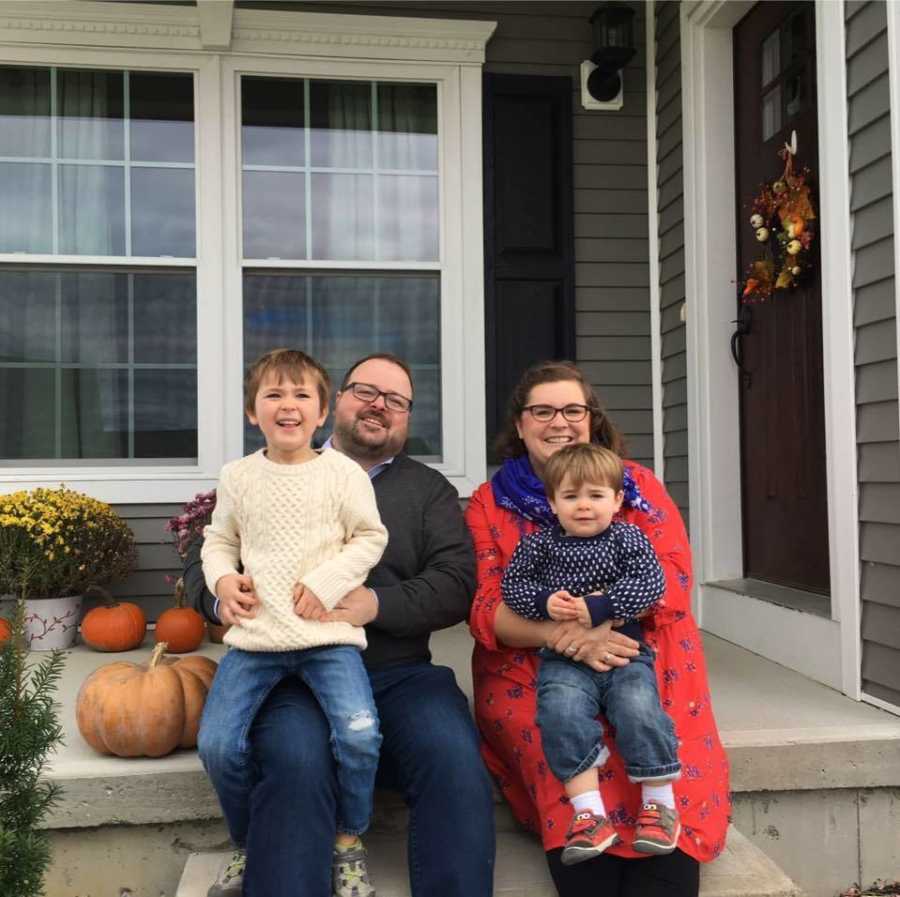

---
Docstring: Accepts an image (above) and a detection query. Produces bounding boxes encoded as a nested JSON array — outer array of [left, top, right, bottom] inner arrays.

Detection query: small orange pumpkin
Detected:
[[81, 586, 147, 652], [155, 578, 205, 653], [76, 642, 218, 757], [0, 617, 11, 643]]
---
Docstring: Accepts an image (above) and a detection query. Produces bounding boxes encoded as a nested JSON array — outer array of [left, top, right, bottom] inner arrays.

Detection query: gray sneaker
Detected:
[[208, 849, 245, 897], [332, 843, 376, 897]]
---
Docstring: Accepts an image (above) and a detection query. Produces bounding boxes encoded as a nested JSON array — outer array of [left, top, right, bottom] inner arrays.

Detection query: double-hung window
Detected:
[[0, 5, 492, 500]]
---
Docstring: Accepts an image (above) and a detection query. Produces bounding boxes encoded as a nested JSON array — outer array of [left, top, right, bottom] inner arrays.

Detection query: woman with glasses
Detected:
[[464, 361, 730, 897]]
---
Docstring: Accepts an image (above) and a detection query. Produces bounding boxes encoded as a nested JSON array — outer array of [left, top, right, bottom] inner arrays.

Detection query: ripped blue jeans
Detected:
[[199, 645, 381, 840]]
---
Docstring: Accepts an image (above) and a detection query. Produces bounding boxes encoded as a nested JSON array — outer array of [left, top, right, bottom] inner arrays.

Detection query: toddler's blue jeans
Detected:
[[198, 644, 381, 840], [536, 647, 681, 784]]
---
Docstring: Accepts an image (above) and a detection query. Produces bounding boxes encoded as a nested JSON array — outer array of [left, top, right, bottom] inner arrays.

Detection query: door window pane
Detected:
[[761, 30, 780, 87], [0, 66, 195, 260], [762, 86, 781, 142], [0, 269, 197, 462], [0, 67, 51, 157], [242, 272, 441, 458]]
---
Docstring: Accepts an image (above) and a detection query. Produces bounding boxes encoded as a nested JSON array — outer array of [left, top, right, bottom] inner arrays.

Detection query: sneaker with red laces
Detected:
[[632, 802, 681, 855], [560, 811, 621, 866]]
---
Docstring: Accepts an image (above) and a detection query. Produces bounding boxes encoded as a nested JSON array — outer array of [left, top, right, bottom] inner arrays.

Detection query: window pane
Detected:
[[242, 272, 441, 459], [131, 168, 196, 257], [130, 72, 194, 163], [60, 369, 129, 458], [58, 69, 124, 161], [377, 174, 439, 261], [0, 270, 57, 362], [243, 274, 308, 364], [0, 369, 56, 459], [243, 171, 306, 260], [133, 273, 197, 364], [311, 173, 374, 260], [0, 163, 51, 253], [59, 164, 126, 255], [134, 369, 197, 458], [60, 272, 128, 363], [0, 269, 197, 462], [0, 67, 51, 157], [377, 83, 438, 172], [762, 86, 781, 142], [310, 80, 372, 169], [761, 30, 780, 87], [242, 76, 305, 167]]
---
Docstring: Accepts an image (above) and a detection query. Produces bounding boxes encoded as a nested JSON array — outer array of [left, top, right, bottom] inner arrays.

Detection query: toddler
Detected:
[[198, 348, 388, 897], [502, 443, 681, 865]]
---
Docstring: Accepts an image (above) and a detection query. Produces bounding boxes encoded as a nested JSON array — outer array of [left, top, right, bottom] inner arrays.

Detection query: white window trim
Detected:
[[0, 2, 495, 502], [680, 0, 861, 696]]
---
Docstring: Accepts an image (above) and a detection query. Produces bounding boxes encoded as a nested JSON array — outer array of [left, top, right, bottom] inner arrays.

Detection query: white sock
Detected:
[[570, 790, 606, 818], [642, 783, 675, 809]]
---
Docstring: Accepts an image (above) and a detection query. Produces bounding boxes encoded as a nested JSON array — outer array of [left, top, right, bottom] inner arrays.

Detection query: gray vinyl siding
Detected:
[[654, 1, 689, 523], [112, 1, 655, 620], [847, 0, 900, 709], [105, 505, 183, 623]]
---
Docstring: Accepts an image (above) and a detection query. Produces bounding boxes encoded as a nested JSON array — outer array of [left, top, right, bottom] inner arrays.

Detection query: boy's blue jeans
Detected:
[[536, 647, 681, 784], [198, 644, 381, 840]]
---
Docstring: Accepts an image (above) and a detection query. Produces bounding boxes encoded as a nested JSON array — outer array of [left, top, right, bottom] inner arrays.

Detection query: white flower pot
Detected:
[[24, 595, 83, 650]]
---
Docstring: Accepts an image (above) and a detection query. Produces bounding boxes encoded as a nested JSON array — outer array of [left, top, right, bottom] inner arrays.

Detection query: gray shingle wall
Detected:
[[654, 1, 689, 523], [113, 1, 654, 619], [847, 0, 900, 708]]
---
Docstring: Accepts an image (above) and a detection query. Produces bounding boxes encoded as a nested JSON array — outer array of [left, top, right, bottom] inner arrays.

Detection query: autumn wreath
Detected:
[[741, 135, 816, 304]]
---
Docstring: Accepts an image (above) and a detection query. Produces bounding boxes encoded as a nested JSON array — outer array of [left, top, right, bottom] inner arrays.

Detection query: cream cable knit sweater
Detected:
[[201, 448, 388, 652]]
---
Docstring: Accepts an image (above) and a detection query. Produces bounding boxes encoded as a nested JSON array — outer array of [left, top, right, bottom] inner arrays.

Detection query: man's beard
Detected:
[[333, 411, 404, 460]]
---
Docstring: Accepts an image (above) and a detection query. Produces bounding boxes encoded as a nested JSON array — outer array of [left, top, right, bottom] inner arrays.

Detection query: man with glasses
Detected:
[[184, 352, 494, 897]]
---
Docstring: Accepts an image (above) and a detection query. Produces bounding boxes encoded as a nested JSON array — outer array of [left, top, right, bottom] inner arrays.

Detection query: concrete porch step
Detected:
[[175, 827, 803, 897]]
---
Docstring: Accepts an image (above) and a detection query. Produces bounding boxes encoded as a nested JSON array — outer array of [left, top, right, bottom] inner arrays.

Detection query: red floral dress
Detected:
[[465, 462, 731, 861]]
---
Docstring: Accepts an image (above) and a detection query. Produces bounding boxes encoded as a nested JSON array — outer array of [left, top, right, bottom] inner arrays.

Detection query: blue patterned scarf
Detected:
[[491, 453, 651, 525]]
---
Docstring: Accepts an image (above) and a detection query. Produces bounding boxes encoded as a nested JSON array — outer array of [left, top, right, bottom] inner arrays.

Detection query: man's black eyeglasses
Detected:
[[344, 382, 413, 413]]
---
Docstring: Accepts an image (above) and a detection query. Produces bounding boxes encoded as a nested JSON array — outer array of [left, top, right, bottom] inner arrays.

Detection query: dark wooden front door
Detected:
[[483, 74, 575, 460], [733, 1, 830, 594]]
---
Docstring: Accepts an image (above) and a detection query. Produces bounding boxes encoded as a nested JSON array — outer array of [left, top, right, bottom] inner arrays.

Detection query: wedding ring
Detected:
[[604, 652, 612, 662], [566, 646, 577, 655]]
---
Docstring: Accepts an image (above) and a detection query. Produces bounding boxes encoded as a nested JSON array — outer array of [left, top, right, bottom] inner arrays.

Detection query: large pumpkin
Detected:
[[81, 586, 147, 652], [155, 577, 205, 654], [76, 642, 218, 757]]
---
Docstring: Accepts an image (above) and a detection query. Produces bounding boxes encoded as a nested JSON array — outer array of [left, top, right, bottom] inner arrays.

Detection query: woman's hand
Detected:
[[546, 619, 640, 672]]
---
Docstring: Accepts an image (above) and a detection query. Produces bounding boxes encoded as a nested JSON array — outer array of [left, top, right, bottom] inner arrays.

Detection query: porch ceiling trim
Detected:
[[681, 0, 861, 697], [0, 1, 497, 64]]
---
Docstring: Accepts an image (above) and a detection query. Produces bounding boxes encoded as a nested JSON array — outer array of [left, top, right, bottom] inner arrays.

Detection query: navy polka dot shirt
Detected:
[[501, 522, 666, 641]]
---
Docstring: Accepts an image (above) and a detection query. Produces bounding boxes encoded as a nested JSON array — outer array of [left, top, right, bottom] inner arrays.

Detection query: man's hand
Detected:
[[321, 586, 378, 627], [293, 584, 326, 621], [215, 573, 260, 626]]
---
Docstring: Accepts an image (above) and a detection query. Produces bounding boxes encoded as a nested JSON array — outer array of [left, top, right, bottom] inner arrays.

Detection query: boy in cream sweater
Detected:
[[198, 348, 388, 897]]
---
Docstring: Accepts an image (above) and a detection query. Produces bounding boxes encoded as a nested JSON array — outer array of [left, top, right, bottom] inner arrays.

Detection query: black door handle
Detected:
[[730, 305, 753, 385]]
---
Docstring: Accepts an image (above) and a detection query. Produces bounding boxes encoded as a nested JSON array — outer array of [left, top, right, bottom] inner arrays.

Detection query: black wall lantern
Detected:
[[585, 3, 637, 105]]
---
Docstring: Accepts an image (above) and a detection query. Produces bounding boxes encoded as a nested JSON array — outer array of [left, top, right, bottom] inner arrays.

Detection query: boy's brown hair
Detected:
[[244, 348, 331, 414], [542, 443, 625, 499]]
